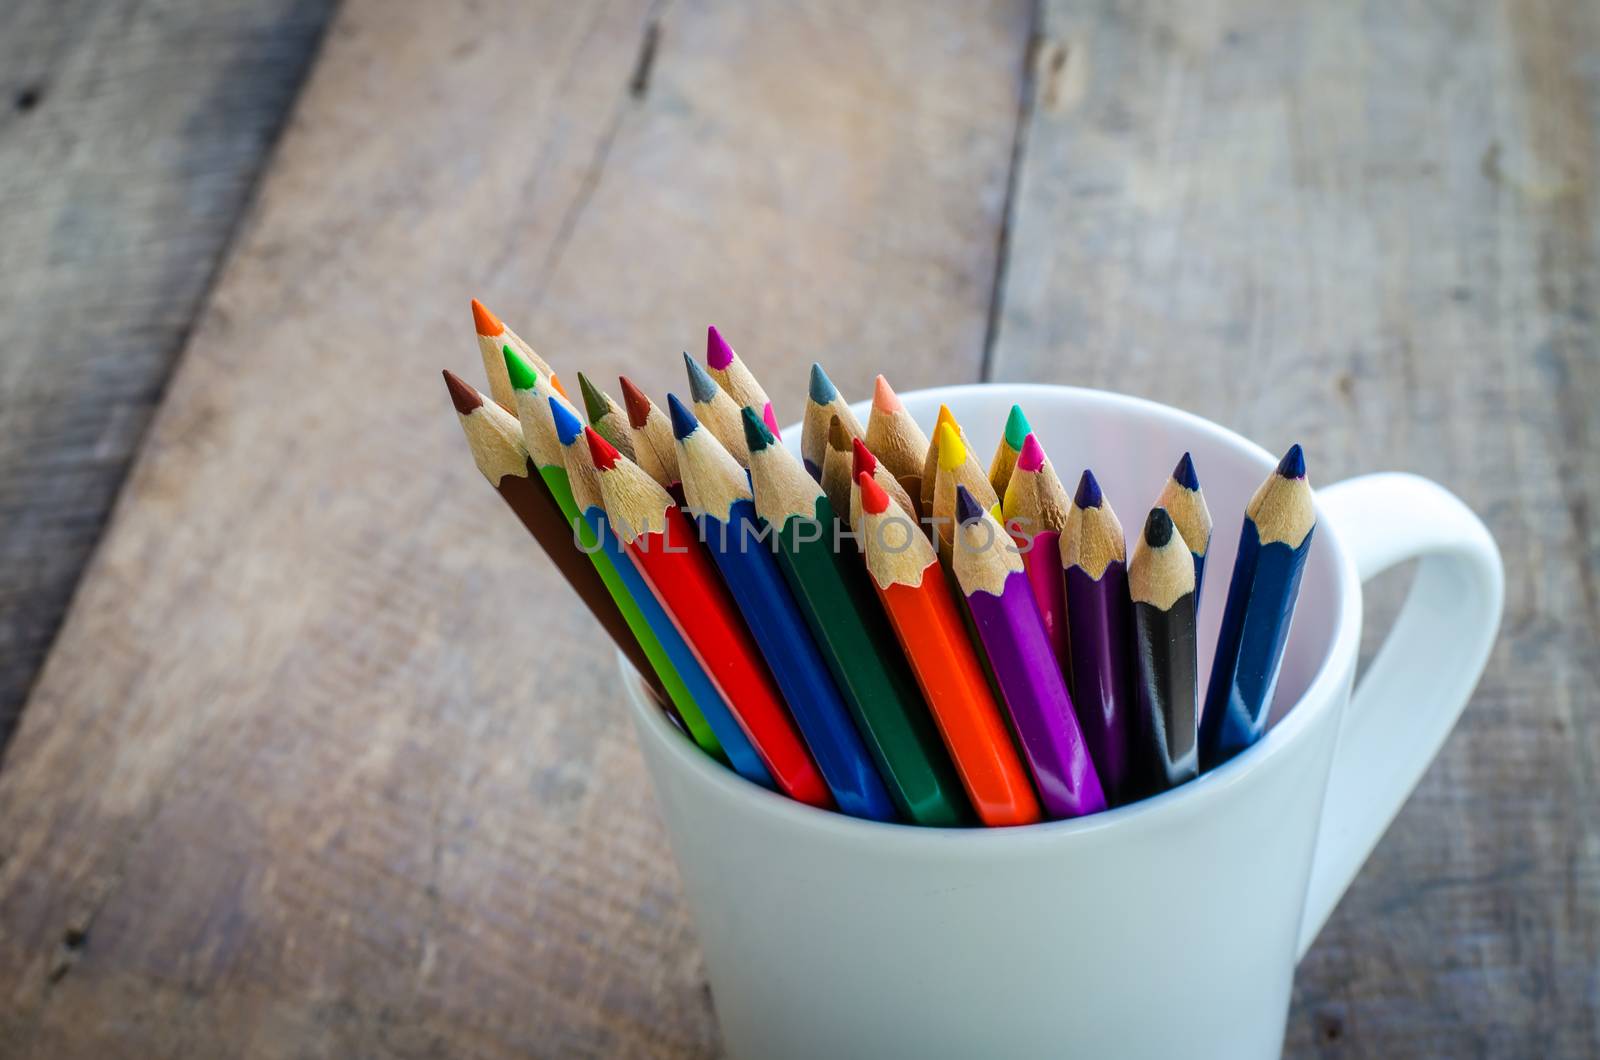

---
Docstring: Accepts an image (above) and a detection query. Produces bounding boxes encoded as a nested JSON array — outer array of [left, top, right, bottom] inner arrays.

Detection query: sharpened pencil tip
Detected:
[[851, 437, 877, 479], [1173, 451, 1200, 491], [619, 375, 652, 429], [683, 351, 719, 403], [584, 426, 619, 470], [955, 485, 983, 523], [706, 325, 734, 370], [935, 404, 957, 434], [808, 362, 838, 405], [1074, 468, 1103, 510], [1016, 433, 1046, 473], [872, 374, 902, 414], [443, 370, 483, 415], [1277, 443, 1306, 479], [503, 345, 538, 392], [549, 396, 583, 447], [827, 414, 849, 452], [1144, 507, 1175, 548], [470, 298, 502, 337], [936, 422, 966, 472], [742, 405, 774, 452], [576, 372, 610, 425], [1003, 405, 1031, 451], [667, 392, 699, 440], [858, 471, 890, 515]]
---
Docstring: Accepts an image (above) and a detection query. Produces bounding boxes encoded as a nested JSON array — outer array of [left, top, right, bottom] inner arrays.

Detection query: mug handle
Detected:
[[1295, 473, 1504, 959]]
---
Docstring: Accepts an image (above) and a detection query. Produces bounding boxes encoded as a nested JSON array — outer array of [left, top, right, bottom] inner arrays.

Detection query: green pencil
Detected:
[[505, 347, 724, 759], [742, 408, 973, 826]]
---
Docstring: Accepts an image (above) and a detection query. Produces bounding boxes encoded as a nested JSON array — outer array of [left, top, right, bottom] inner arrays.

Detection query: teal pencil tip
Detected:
[[683, 351, 720, 403], [742, 405, 775, 452], [808, 362, 838, 405], [1003, 404, 1031, 451]]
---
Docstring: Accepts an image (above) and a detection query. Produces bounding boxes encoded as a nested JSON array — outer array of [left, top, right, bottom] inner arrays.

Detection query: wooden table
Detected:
[[1, 1, 1595, 1055]]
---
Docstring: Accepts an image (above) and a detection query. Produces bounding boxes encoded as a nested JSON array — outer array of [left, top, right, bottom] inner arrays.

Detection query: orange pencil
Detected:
[[470, 297, 569, 410], [856, 472, 1042, 826]]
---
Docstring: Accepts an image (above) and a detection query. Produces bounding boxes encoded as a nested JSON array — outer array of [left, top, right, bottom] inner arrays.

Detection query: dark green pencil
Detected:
[[742, 408, 973, 826]]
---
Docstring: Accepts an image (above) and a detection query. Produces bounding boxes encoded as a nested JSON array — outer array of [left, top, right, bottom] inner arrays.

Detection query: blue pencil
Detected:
[[669, 394, 898, 821], [549, 397, 776, 790], [1199, 445, 1316, 770], [1156, 452, 1213, 608]]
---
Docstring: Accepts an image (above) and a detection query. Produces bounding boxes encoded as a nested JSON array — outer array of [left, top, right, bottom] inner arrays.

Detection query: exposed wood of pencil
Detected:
[[683, 351, 751, 465], [849, 437, 917, 531], [1156, 451, 1213, 599], [802, 362, 864, 480], [987, 403, 1031, 500], [1129, 506, 1199, 794], [931, 420, 1000, 563], [1061, 468, 1135, 802], [705, 325, 779, 437], [444, 371, 656, 689], [619, 375, 682, 491], [858, 473, 1042, 827], [505, 346, 577, 473], [865, 374, 930, 517], [471, 297, 565, 411], [1199, 446, 1316, 770], [588, 426, 828, 807], [920, 403, 965, 515], [820, 415, 857, 530], [577, 371, 637, 462], [745, 409, 971, 826]]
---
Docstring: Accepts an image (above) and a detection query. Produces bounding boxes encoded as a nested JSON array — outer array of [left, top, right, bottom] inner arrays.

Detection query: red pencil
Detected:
[[586, 426, 831, 808]]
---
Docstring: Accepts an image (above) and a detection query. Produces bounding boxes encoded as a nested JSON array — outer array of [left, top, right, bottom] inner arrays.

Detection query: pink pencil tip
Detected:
[[706, 325, 734, 370], [761, 402, 781, 439], [872, 374, 902, 413], [1016, 433, 1046, 473]]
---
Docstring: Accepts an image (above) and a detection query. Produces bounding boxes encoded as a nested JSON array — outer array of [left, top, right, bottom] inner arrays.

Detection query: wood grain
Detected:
[[0, 0, 335, 751], [994, 0, 1600, 1054], [0, 0, 1032, 1055]]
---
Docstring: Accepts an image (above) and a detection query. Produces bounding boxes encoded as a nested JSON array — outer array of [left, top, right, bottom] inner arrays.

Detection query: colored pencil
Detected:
[[443, 370, 657, 692], [931, 420, 1000, 565], [577, 371, 637, 463], [501, 348, 719, 752], [548, 394, 778, 789], [819, 415, 856, 533], [1156, 451, 1213, 605], [1199, 445, 1316, 769], [586, 425, 831, 806], [1129, 506, 1200, 795], [470, 298, 567, 411], [671, 397, 895, 821], [705, 325, 780, 437], [1061, 468, 1136, 804], [1002, 433, 1071, 670], [864, 374, 930, 518], [987, 404, 1032, 500], [856, 471, 1042, 826], [618, 375, 686, 503], [802, 362, 863, 480], [920, 404, 965, 516], [848, 436, 917, 532], [682, 351, 751, 465], [744, 409, 972, 825], [952, 487, 1106, 819]]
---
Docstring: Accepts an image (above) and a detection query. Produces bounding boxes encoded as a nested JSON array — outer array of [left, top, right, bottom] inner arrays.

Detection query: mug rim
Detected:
[[620, 383, 1363, 843]]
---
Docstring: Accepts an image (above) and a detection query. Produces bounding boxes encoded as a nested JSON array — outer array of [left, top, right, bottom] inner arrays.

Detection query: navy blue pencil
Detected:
[[669, 394, 898, 821], [1156, 452, 1213, 607], [1198, 445, 1316, 770]]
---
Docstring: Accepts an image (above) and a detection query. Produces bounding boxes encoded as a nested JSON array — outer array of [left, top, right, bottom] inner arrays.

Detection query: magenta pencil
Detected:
[[705, 325, 780, 438], [953, 487, 1106, 819], [1061, 469, 1136, 805], [1002, 433, 1071, 670]]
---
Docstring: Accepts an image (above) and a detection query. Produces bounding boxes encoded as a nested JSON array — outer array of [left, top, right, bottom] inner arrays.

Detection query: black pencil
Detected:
[[1129, 507, 1199, 796]]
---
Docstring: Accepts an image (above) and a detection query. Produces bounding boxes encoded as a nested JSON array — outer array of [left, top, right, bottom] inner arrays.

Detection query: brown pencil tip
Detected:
[[619, 375, 653, 429], [827, 413, 849, 451], [470, 298, 503, 337], [443, 369, 483, 415]]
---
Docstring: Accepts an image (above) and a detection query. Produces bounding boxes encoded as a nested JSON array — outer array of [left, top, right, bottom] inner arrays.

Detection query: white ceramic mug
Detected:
[[619, 384, 1502, 1059]]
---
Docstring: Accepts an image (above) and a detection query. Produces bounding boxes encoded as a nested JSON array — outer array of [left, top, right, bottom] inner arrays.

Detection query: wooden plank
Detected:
[[993, 0, 1600, 1054], [0, 1, 1033, 1055], [0, 0, 336, 750]]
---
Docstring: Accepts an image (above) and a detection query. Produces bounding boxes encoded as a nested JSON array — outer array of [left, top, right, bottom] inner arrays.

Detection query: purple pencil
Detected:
[[1062, 469, 1136, 805], [953, 486, 1106, 820], [1001, 434, 1071, 670]]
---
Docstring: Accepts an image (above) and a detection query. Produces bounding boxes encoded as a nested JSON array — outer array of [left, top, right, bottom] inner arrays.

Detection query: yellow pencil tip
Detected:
[[937, 421, 966, 471]]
